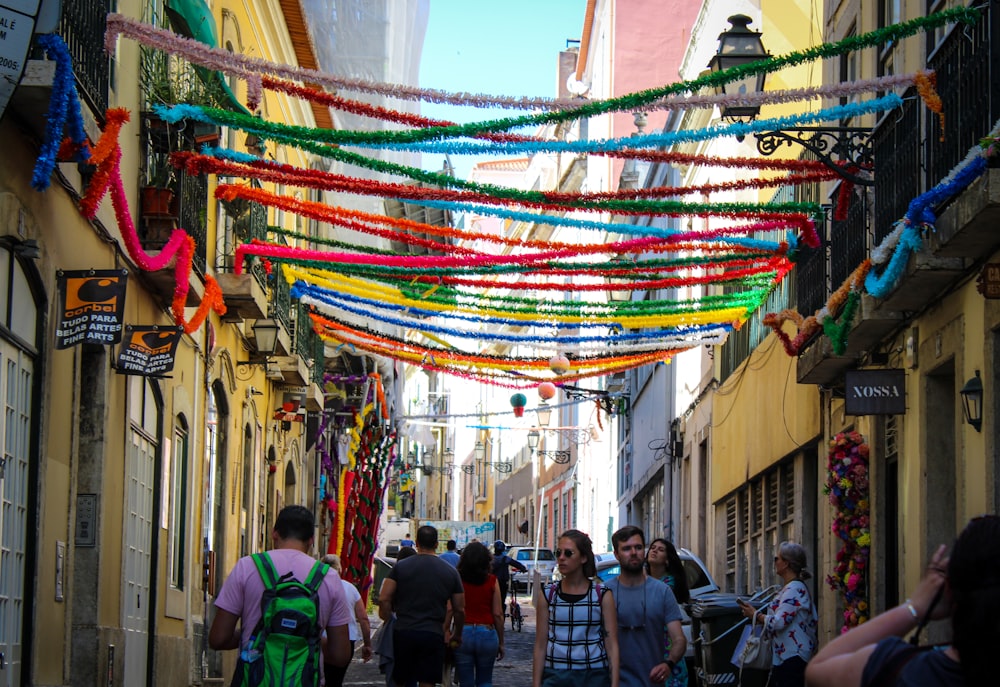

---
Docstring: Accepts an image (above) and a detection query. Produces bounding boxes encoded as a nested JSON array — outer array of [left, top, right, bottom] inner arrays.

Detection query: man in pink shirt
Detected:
[[208, 505, 352, 674]]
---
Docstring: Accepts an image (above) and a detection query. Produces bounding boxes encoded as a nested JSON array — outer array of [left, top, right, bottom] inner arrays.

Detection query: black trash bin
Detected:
[[689, 593, 770, 687]]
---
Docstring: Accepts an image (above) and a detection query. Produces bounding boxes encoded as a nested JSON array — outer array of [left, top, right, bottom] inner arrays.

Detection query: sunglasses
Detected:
[[555, 548, 577, 558]]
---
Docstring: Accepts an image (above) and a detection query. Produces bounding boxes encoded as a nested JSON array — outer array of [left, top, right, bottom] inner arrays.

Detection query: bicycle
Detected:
[[509, 586, 523, 632]]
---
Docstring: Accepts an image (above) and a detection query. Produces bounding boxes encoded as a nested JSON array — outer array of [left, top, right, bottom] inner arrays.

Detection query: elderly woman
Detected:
[[736, 541, 817, 687]]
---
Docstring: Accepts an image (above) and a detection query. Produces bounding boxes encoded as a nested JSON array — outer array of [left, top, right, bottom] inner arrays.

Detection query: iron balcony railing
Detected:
[[872, 10, 999, 241], [829, 186, 869, 289], [178, 172, 208, 275], [57, 0, 110, 115]]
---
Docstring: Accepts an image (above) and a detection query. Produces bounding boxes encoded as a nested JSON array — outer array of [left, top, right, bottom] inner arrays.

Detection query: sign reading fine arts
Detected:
[[845, 369, 906, 416], [116, 325, 184, 377], [55, 270, 128, 349]]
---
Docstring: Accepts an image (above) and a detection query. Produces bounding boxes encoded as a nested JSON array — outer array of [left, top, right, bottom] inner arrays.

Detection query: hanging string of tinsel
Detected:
[[194, 146, 840, 205], [105, 7, 973, 122], [239, 238, 789, 292], [284, 262, 772, 316], [264, 70, 931, 140], [275, 247, 780, 283], [764, 261, 871, 357], [183, 126, 822, 248], [192, 154, 797, 251], [156, 95, 901, 157], [289, 274, 753, 332], [30, 34, 90, 191], [300, 289, 743, 352], [309, 317, 699, 386], [74, 109, 227, 332], [178, 148, 822, 229]]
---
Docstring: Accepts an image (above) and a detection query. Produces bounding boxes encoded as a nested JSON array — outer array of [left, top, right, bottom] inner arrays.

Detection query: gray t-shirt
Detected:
[[387, 552, 464, 635], [605, 576, 683, 687]]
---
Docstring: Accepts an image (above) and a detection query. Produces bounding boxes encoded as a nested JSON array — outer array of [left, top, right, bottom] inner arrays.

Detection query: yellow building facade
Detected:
[[2, 0, 328, 683]]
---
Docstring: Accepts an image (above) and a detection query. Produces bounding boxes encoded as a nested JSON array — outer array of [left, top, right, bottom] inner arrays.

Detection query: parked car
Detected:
[[507, 545, 557, 592], [590, 547, 721, 677]]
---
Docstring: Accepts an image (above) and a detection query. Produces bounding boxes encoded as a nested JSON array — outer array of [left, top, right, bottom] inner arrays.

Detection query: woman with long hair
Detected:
[[806, 515, 1000, 687], [645, 538, 690, 686], [448, 541, 504, 687], [532, 529, 619, 687], [646, 538, 691, 604], [736, 541, 817, 687]]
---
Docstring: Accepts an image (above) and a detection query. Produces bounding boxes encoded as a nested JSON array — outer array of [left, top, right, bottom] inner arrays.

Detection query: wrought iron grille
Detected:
[[926, 7, 998, 191], [871, 88, 921, 243], [272, 262, 292, 334], [241, 200, 269, 291], [829, 186, 868, 289], [795, 238, 827, 322], [178, 172, 208, 275], [57, 0, 110, 115]]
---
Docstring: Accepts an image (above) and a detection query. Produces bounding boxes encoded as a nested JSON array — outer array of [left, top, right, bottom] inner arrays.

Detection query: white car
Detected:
[[507, 545, 557, 593]]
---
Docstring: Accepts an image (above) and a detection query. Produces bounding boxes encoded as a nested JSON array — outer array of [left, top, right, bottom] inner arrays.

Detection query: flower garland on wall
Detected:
[[824, 431, 871, 633]]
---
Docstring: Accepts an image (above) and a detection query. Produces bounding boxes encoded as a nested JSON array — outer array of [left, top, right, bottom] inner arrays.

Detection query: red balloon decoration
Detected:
[[538, 381, 557, 400]]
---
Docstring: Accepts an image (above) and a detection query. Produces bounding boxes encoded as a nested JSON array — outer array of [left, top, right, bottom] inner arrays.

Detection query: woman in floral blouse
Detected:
[[737, 541, 817, 687]]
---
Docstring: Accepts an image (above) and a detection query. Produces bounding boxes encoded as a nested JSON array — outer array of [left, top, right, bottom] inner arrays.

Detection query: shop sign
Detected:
[[0, 0, 40, 121], [845, 369, 906, 415], [115, 325, 183, 377], [55, 269, 128, 348], [976, 263, 1000, 299]]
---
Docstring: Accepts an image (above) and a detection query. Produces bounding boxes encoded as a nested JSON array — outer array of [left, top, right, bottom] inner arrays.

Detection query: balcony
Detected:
[[11, 0, 110, 138], [797, 17, 1000, 385]]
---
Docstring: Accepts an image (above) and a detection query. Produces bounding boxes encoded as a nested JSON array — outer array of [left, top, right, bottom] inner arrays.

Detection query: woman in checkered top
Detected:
[[532, 530, 620, 687]]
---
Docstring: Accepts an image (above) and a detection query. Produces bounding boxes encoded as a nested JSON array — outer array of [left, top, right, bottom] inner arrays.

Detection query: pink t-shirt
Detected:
[[215, 549, 351, 648]]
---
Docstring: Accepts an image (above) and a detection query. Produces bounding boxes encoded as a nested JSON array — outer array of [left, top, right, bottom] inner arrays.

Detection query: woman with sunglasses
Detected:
[[735, 541, 817, 687], [806, 515, 1000, 687], [532, 529, 619, 687]]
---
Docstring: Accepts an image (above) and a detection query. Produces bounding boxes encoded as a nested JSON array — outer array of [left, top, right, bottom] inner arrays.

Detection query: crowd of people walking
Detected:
[[203, 513, 999, 687]]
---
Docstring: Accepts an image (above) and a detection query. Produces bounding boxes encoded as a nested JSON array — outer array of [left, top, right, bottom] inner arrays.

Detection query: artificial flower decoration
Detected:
[[824, 430, 871, 633]]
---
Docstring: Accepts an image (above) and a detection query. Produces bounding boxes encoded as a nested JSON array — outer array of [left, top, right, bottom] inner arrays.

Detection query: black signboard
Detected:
[[116, 325, 183, 376], [845, 369, 906, 415], [55, 269, 128, 348]]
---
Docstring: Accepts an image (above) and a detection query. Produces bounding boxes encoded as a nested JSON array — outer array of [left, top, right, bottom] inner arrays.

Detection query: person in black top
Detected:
[[807, 515, 1000, 687], [490, 541, 527, 611]]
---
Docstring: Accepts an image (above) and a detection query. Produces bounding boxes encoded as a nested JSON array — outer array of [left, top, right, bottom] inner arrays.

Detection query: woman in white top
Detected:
[[737, 541, 817, 687], [323, 554, 372, 686]]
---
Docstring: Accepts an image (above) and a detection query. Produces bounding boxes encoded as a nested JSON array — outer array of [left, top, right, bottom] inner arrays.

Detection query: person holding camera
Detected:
[[806, 515, 1000, 687]]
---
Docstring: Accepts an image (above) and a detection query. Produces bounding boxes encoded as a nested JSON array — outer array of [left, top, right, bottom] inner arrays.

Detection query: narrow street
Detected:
[[344, 600, 538, 686]]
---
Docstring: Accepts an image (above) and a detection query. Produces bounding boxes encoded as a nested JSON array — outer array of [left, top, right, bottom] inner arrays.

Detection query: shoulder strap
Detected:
[[252, 552, 280, 591], [865, 644, 935, 687], [303, 561, 329, 594]]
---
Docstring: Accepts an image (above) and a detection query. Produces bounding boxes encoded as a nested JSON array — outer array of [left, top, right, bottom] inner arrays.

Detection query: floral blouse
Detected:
[[762, 579, 818, 665]]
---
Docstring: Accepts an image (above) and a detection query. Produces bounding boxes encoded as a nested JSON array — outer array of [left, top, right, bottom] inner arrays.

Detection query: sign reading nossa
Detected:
[[845, 369, 906, 415]]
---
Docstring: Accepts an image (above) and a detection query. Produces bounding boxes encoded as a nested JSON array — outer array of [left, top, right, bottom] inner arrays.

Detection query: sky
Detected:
[[418, 0, 586, 179]]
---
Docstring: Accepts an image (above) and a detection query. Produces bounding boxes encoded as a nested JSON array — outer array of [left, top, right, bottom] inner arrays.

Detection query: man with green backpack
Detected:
[[209, 505, 352, 686]]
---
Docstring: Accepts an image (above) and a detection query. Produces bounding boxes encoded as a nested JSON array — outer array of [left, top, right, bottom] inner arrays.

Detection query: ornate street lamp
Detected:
[[707, 14, 768, 119]]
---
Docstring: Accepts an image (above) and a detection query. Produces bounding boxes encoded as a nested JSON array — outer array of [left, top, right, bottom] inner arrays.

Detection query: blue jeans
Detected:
[[454, 625, 499, 687]]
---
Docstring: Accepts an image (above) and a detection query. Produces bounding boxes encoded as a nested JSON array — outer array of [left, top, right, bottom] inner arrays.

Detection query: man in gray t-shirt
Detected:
[[606, 525, 686, 687], [379, 525, 464, 687]]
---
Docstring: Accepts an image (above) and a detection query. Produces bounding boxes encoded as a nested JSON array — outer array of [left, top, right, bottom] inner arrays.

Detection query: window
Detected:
[[554, 496, 560, 534], [724, 461, 797, 594], [878, 0, 901, 77], [170, 417, 189, 589], [927, 0, 950, 54]]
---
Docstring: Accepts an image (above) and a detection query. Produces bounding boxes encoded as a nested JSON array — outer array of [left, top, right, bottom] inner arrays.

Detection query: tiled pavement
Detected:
[[343, 599, 538, 686]]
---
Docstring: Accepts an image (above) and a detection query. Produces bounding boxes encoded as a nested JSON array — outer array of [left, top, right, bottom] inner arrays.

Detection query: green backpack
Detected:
[[233, 553, 329, 687]]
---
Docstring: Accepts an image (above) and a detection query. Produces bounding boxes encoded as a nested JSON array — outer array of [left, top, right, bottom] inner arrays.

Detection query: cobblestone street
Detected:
[[344, 600, 538, 686]]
